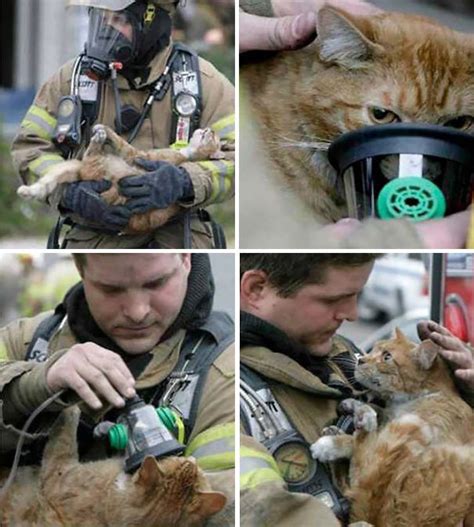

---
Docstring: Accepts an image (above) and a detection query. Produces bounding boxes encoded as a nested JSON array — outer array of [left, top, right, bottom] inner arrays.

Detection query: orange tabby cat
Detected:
[[242, 7, 474, 222], [0, 406, 226, 527], [17, 124, 228, 234], [311, 328, 474, 527]]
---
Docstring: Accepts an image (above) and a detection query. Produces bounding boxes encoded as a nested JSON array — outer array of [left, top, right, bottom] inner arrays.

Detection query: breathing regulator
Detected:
[[94, 395, 185, 473], [328, 123, 474, 222]]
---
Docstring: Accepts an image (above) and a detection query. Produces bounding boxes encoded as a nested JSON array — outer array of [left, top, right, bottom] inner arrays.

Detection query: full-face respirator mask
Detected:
[[94, 395, 185, 473], [328, 123, 474, 222], [83, 2, 172, 80]]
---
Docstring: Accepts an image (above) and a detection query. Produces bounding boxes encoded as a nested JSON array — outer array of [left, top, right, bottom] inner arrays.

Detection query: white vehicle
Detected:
[[358, 254, 429, 322]]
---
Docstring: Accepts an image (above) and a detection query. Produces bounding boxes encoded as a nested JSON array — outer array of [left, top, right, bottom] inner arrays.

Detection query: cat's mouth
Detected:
[[355, 369, 382, 390]]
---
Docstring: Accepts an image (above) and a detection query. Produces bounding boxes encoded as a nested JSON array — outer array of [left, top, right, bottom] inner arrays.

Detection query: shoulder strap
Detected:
[[25, 305, 67, 363], [74, 55, 102, 130], [160, 311, 234, 437], [169, 42, 203, 145]]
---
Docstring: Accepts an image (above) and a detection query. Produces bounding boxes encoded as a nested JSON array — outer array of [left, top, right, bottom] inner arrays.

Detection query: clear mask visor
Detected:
[[86, 8, 136, 64]]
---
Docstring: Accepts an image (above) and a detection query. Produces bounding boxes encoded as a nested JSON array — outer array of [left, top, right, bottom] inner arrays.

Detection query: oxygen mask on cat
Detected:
[[94, 395, 185, 473], [328, 123, 474, 222]]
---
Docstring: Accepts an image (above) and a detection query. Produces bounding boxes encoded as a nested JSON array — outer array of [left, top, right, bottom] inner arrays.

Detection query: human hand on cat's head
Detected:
[[417, 321, 474, 389], [240, 0, 380, 53]]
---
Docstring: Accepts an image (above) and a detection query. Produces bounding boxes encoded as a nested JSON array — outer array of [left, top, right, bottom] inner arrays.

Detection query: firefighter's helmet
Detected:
[[67, 0, 179, 11]]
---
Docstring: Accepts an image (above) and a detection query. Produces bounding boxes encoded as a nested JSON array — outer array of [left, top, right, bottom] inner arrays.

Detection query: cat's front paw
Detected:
[[321, 425, 344, 437], [339, 398, 378, 433], [354, 404, 377, 433], [91, 124, 108, 144], [310, 436, 341, 462]]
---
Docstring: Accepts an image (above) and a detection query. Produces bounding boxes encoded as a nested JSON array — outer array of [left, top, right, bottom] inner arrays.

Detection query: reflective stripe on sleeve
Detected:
[[185, 422, 235, 471], [21, 106, 57, 140], [197, 160, 234, 203], [211, 114, 235, 141], [0, 340, 8, 362], [28, 154, 64, 179], [240, 446, 283, 490]]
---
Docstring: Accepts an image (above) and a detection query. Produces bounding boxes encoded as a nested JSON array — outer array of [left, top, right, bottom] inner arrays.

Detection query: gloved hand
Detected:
[[119, 159, 195, 214], [60, 180, 132, 231]]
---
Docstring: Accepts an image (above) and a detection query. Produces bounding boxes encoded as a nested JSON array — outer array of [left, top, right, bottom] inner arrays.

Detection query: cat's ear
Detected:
[[317, 7, 382, 69], [196, 491, 227, 517], [133, 456, 164, 487], [414, 340, 439, 370], [394, 327, 410, 344]]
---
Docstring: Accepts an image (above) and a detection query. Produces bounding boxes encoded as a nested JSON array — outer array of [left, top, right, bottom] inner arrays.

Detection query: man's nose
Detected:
[[335, 296, 358, 322], [123, 292, 151, 323]]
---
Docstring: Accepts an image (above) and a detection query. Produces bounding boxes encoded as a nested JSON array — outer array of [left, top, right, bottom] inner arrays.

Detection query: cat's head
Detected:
[[355, 327, 454, 400], [128, 456, 226, 527], [294, 8, 474, 145]]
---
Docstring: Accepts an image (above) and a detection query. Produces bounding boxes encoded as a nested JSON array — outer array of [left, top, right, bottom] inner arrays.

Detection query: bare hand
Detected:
[[415, 209, 471, 249], [46, 343, 137, 410], [417, 321, 474, 389], [240, 0, 380, 53]]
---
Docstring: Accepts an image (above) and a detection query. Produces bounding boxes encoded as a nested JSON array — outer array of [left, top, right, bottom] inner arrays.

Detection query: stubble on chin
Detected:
[[307, 338, 334, 357]]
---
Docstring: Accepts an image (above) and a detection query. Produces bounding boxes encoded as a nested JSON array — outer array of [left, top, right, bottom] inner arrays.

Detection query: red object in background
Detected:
[[443, 255, 474, 345]]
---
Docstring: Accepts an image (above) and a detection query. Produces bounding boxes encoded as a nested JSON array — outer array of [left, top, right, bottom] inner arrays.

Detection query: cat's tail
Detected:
[[17, 160, 82, 202]]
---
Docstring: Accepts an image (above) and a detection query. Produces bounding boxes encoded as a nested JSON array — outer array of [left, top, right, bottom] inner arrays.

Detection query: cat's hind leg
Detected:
[[41, 406, 81, 471], [17, 160, 82, 202]]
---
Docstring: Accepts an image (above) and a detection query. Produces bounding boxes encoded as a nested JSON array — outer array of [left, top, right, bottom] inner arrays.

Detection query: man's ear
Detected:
[[414, 340, 439, 370], [316, 7, 383, 69], [240, 270, 270, 310]]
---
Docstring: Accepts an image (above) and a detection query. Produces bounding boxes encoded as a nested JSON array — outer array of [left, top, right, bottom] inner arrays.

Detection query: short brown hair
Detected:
[[240, 253, 383, 297]]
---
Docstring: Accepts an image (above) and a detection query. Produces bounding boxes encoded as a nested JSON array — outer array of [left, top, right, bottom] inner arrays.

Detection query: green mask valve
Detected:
[[377, 177, 446, 222], [157, 407, 185, 444], [108, 423, 129, 450]]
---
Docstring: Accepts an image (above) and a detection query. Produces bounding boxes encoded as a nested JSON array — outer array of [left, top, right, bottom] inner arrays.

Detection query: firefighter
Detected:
[[11, 0, 235, 249]]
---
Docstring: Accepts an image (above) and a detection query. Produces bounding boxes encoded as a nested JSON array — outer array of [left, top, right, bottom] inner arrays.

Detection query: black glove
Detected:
[[60, 180, 132, 231], [119, 159, 195, 214]]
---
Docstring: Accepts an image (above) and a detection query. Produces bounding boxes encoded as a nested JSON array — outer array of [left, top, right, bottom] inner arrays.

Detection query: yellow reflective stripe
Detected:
[[28, 154, 64, 178], [211, 114, 235, 141], [240, 446, 283, 490], [186, 422, 234, 454], [198, 160, 234, 203], [0, 340, 8, 362], [192, 452, 235, 471], [22, 106, 57, 140], [186, 423, 235, 470]]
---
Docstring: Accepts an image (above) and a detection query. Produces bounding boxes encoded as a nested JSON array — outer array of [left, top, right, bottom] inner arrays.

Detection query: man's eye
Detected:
[[101, 286, 122, 294], [146, 278, 167, 289]]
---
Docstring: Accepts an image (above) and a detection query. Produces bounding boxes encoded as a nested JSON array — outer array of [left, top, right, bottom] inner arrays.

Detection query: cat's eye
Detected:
[[369, 107, 401, 125], [443, 115, 474, 131], [382, 351, 392, 362]]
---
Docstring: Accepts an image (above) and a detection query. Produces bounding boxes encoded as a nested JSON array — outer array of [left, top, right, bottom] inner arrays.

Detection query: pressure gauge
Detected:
[[272, 438, 317, 484], [175, 92, 197, 117]]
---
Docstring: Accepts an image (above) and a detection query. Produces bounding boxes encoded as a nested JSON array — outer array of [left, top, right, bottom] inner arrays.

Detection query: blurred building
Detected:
[[0, 0, 87, 139]]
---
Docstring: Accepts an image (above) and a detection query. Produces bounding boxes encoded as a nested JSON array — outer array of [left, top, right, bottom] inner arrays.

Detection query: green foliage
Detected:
[[0, 128, 54, 239]]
